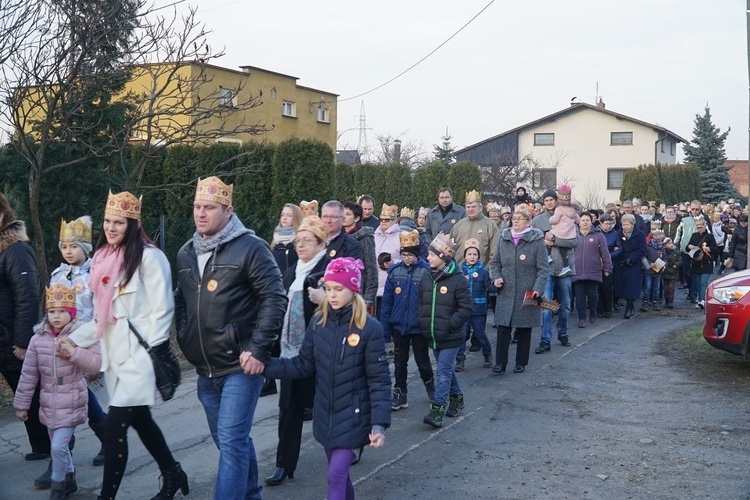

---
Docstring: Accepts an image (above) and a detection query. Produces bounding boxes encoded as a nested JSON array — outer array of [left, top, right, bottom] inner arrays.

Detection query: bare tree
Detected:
[[371, 132, 429, 168]]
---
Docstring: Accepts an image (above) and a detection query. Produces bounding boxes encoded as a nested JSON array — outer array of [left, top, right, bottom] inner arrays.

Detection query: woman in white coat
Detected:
[[89, 191, 188, 500]]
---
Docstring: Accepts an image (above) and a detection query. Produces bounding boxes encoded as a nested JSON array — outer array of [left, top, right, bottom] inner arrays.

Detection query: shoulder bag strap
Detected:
[[127, 319, 151, 352]]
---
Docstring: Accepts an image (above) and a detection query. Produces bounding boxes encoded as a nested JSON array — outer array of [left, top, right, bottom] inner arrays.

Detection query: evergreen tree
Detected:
[[433, 130, 455, 167], [683, 106, 739, 203]]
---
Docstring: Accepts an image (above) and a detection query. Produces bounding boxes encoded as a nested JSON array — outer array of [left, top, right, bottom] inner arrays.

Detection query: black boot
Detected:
[[49, 479, 67, 500], [90, 419, 106, 466], [265, 467, 294, 486], [151, 462, 189, 500], [260, 377, 277, 397], [424, 378, 435, 402], [624, 299, 634, 319], [35, 460, 52, 489], [64, 471, 78, 495]]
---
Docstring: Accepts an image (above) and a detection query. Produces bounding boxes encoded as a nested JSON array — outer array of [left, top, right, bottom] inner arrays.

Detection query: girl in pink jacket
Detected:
[[13, 284, 100, 498]]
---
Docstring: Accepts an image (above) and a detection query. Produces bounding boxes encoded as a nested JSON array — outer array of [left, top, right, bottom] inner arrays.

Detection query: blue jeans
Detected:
[[456, 315, 492, 359], [643, 275, 662, 303], [541, 275, 572, 344], [197, 372, 264, 500], [432, 347, 462, 407], [695, 273, 710, 303]]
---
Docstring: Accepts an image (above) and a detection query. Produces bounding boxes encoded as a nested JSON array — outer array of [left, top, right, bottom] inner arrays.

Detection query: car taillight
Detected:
[[713, 286, 750, 304]]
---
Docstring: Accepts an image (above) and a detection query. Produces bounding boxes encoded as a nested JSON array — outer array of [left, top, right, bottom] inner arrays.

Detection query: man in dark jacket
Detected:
[[174, 177, 287, 500], [426, 188, 466, 239], [358, 195, 380, 230], [322, 200, 363, 261], [0, 194, 48, 467]]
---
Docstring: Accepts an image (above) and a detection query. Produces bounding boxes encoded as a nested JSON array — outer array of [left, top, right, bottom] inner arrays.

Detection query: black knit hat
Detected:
[[541, 189, 557, 201]]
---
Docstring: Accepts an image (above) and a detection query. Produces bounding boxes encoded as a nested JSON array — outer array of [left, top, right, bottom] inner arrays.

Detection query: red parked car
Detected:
[[703, 269, 750, 355]]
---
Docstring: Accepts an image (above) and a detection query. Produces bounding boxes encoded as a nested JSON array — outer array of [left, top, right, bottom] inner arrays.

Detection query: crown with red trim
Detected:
[[196, 176, 233, 207], [45, 284, 77, 310], [105, 191, 142, 220]]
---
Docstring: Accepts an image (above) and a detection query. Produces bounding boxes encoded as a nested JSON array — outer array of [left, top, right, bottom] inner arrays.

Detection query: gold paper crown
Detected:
[[300, 200, 319, 217], [465, 189, 482, 204], [380, 204, 398, 219], [399, 230, 420, 249], [105, 191, 142, 220], [196, 176, 233, 207], [418, 207, 429, 216], [297, 215, 327, 242], [59, 216, 92, 244], [400, 207, 415, 220], [464, 238, 480, 252], [486, 203, 501, 215], [45, 284, 77, 310], [500, 205, 512, 215], [429, 232, 457, 259]]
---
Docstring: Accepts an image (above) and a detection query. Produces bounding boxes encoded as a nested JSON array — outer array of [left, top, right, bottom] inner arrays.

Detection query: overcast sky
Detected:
[[171, 0, 747, 162]]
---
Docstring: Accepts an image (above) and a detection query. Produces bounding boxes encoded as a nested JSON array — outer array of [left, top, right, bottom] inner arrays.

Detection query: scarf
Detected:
[[192, 213, 253, 255], [431, 260, 454, 282], [510, 227, 532, 246], [90, 244, 125, 339], [663, 213, 676, 223], [272, 225, 295, 246], [281, 249, 327, 359], [290, 249, 327, 293]]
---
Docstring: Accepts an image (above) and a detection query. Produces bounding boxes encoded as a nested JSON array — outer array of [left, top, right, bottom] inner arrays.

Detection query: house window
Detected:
[[532, 169, 557, 190], [611, 132, 633, 145], [534, 133, 554, 146], [607, 168, 630, 189], [271, 87, 276, 99], [660, 140, 665, 153], [220, 87, 236, 107], [670, 141, 675, 155], [282, 100, 296, 117], [316, 107, 329, 123]]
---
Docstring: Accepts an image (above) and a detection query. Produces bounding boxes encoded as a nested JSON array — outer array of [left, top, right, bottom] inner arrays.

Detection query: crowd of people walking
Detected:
[[1, 177, 741, 500]]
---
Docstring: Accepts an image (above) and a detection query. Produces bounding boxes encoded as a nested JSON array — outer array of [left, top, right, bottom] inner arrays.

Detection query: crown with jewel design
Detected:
[[429, 232, 458, 260], [464, 238, 481, 253], [380, 204, 398, 220], [45, 284, 77, 310], [418, 207, 429, 216], [300, 200, 319, 217], [486, 203, 501, 215], [297, 215, 327, 242], [59, 216, 92, 244], [400, 207, 415, 220], [106, 191, 142, 220], [196, 176, 233, 207], [465, 189, 482, 204], [399, 229, 420, 249]]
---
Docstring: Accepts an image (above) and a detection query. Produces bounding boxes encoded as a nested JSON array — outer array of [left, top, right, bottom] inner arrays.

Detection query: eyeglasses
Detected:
[[400, 252, 416, 258], [321, 215, 342, 220], [294, 238, 318, 246]]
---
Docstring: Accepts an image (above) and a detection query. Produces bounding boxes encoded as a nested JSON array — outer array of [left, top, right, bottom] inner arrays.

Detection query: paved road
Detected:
[[2, 300, 749, 499]]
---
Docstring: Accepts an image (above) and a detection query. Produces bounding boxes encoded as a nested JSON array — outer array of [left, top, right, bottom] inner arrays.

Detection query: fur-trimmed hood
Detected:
[[0, 220, 29, 253]]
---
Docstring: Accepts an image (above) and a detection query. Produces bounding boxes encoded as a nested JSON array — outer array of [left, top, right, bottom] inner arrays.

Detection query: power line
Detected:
[[339, 0, 496, 103]]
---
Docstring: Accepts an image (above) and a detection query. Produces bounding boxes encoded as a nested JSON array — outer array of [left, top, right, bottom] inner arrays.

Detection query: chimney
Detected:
[[597, 98, 606, 109], [393, 139, 402, 163]]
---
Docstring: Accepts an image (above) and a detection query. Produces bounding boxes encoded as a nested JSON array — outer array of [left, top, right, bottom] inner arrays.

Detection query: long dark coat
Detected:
[[613, 227, 647, 299], [489, 227, 549, 328]]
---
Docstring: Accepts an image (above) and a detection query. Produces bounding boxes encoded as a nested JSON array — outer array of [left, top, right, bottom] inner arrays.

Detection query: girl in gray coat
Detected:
[[489, 208, 549, 373]]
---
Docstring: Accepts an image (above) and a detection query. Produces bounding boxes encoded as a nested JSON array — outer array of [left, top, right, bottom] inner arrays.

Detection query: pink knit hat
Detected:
[[324, 257, 364, 293]]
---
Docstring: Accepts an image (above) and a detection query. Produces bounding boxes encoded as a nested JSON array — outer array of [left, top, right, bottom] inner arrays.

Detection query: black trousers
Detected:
[[496, 326, 532, 367], [2, 367, 50, 454], [100, 405, 176, 500], [597, 273, 614, 313], [392, 331, 433, 392], [574, 280, 599, 320], [276, 407, 305, 470]]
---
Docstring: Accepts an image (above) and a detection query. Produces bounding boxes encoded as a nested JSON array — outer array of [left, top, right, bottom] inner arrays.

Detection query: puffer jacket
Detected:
[[351, 225, 378, 306], [461, 261, 494, 316], [174, 233, 288, 377], [264, 305, 391, 449], [13, 319, 100, 429], [380, 258, 431, 337], [601, 227, 623, 261], [0, 221, 40, 372], [643, 243, 666, 276], [418, 260, 473, 350], [573, 227, 613, 283], [662, 248, 682, 281]]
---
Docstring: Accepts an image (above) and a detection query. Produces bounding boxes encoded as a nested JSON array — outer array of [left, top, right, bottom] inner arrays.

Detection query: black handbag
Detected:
[[128, 320, 181, 401]]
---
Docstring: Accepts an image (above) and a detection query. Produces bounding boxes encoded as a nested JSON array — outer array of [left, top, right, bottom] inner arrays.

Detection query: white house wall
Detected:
[[517, 108, 666, 204]]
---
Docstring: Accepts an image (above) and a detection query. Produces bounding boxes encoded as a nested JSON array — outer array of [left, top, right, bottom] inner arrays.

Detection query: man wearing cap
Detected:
[[174, 176, 288, 500], [426, 187, 466, 239], [450, 190, 498, 266], [532, 188, 579, 354], [322, 200, 363, 261], [358, 195, 380, 230]]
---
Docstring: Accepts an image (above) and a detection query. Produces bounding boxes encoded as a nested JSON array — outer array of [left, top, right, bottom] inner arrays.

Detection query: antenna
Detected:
[[357, 100, 371, 157], [595, 81, 599, 104]]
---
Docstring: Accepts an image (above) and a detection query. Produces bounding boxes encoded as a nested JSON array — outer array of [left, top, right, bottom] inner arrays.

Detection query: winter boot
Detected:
[[652, 301, 661, 311], [424, 379, 435, 403], [260, 377, 277, 397], [64, 471, 77, 495], [454, 356, 465, 372], [482, 352, 492, 368], [49, 479, 67, 500], [558, 335, 571, 347], [445, 394, 465, 417], [423, 404, 446, 428], [35, 461, 52, 489], [391, 389, 408, 410], [639, 301, 649, 312], [150, 462, 189, 500], [90, 419, 106, 466]]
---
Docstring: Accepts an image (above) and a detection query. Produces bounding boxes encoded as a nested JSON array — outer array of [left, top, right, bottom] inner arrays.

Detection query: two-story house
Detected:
[[455, 100, 686, 203]]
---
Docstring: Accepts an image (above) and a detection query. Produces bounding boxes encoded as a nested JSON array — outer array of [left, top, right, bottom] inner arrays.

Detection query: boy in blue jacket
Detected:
[[456, 238, 494, 370], [380, 230, 434, 410]]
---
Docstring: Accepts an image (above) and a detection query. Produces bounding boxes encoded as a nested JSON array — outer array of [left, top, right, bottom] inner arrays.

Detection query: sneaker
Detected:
[[558, 335, 571, 347], [535, 341, 551, 354], [385, 341, 395, 357], [445, 394, 465, 417], [423, 404, 445, 428], [559, 266, 572, 277], [391, 389, 408, 411], [482, 353, 492, 368], [468, 343, 482, 352], [492, 364, 506, 374], [652, 302, 661, 311], [454, 357, 465, 372], [548, 255, 554, 264], [697, 300, 705, 309]]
